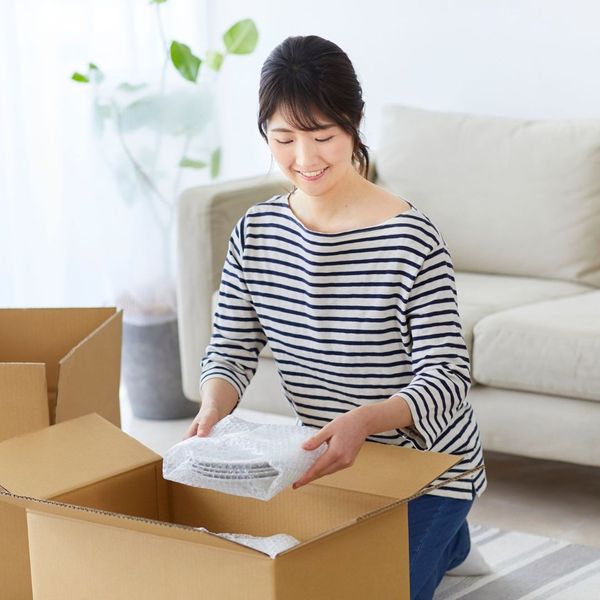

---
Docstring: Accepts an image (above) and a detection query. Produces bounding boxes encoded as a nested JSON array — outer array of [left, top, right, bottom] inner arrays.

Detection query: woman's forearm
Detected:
[[199, 378, 240, 419], [355, 394, 415, 436]]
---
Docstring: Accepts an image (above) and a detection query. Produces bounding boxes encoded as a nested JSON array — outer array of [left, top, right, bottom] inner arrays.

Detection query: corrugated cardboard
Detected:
[[0, 414, 160, 600], [1, 432, 477, 600], [0, 307, 122, 442], [0, 364, 50, 441]]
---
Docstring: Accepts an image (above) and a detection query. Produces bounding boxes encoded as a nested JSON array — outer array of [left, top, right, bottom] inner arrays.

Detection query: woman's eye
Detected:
[[316, 136, 334, 143], [275, 140, 293, 145]]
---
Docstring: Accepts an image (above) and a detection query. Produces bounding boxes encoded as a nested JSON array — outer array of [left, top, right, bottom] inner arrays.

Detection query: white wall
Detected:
[[208, 0, 600, 181], [4, 0, 599, 306]]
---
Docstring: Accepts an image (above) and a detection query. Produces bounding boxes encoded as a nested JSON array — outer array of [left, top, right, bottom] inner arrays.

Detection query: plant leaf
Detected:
[[95, 102, 112, 119], [119, 89, 214, 135], [117, 82, 148, 92], [92, 100, 112, 136], [170, 41, 201, 83], [210, 147, 221, 178], [149, 0, 168, 4], [88, 63, 105, 84], [223, 19, 258, 55], [206, 50, 224, 72], [71, 72, 89, 83], [179, 158, 208, 169]]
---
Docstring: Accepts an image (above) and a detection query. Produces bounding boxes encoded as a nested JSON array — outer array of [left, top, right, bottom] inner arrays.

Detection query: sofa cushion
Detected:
[[455, 273, 593, 356], [473, 291, 600, 401], [376, 105, 600, 287]]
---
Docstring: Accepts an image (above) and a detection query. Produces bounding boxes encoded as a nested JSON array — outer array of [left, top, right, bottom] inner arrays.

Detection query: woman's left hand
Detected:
[[293, 408, 370, 489]]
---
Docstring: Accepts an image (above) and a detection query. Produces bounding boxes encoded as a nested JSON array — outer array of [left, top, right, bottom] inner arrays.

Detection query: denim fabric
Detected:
[[408, 494, 474, 600]]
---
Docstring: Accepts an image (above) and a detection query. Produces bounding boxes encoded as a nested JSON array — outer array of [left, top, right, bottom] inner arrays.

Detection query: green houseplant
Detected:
[[72, 2, 259, 418]]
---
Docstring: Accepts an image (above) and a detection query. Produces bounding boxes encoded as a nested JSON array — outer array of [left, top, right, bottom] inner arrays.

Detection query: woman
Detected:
[[185, 35, 489, 599]]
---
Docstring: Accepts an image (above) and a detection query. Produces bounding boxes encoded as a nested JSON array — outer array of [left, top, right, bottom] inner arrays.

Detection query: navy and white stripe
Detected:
[[201, 194, 487, 500]]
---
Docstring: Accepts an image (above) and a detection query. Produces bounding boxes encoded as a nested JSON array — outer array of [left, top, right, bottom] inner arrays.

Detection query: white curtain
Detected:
[[0, 0, 208, 309]]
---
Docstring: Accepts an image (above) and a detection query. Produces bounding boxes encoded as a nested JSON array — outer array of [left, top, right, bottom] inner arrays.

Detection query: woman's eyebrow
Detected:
[[270, 124, 336, 133]]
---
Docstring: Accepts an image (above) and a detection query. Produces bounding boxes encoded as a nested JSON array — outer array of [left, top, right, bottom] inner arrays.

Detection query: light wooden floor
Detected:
[[469, 450, 600, 548], [121, 396, 600, 548]]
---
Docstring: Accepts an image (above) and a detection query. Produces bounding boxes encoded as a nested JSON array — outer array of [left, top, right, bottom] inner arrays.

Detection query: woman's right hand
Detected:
[[184, 379, 239, 440], [183, 405, 222, 439]]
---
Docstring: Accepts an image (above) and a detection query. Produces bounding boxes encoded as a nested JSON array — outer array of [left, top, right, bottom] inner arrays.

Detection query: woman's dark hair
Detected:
[[258, 35, 370, 178]]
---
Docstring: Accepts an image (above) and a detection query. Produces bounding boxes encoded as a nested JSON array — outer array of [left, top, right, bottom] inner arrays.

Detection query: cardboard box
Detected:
[[0, 307, 123, 442], [1, 431, 477, 599], [0, 413, 160, 600]]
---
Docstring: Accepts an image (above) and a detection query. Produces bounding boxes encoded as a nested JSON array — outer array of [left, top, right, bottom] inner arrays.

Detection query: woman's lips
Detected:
[[297, 167, 328, 181]]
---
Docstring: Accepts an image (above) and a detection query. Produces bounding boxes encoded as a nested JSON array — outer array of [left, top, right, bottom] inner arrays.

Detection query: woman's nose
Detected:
[[294, 140, 320, 169]]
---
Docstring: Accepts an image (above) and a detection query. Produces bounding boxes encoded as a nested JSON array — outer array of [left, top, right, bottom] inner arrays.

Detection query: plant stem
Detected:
[[155, 2, 168, 55], [155, 3, 169, 92], [171, 133, 193, 212], [109, 99, 171, 228]]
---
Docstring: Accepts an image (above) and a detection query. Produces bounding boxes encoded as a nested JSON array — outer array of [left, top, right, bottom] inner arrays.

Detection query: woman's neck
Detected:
[[289, 168, 373, 225]]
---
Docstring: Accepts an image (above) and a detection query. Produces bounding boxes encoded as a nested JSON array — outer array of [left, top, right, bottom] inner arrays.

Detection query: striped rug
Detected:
[[434, 524, 600, 599]]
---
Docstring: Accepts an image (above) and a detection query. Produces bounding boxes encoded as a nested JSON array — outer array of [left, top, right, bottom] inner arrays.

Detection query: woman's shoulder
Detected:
[[407, 205, 447, 250], [372, 193, 445, 252], [365, 183, 444, 246], [244, 193, 288, 219], [231, 193, 288, 238]]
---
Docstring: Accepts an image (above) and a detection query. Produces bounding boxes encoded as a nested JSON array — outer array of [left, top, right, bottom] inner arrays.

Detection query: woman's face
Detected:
[[266, 107, 355, 196]]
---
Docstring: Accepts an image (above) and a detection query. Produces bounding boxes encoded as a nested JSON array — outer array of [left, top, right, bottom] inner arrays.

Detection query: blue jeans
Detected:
[[408, 493, 474, 600]]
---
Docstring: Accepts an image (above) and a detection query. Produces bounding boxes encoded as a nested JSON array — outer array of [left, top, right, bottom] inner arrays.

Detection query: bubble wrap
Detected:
[[195, 528, 299, 558], [163, 415, 327, 501]]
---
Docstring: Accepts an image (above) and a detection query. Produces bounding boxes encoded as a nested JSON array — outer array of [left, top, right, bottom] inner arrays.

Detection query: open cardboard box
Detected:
[[0, 307, 123, 443], [0, 414, 479, 600], [0, 414, 160, 599]]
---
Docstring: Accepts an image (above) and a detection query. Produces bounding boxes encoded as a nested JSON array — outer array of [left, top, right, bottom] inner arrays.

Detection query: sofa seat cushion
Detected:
[[473, 291, 600, 401], [455, 273, 593, 356]]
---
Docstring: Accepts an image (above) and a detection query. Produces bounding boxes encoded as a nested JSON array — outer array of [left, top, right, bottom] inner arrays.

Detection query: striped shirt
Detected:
[[200, 194, 487, 500]]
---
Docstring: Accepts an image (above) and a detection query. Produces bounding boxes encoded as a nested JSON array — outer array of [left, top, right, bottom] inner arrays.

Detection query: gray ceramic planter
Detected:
[[122, 318, 198, 419]]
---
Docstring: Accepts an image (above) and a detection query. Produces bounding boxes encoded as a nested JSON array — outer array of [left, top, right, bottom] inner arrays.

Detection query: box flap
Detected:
[[0, 491, 264, 558], [0, 307, 117, 393], [0, 414, 159, 498], [55, 309, 122, 427], [312, 441, 461, 500], [0, 364, 50, 442]]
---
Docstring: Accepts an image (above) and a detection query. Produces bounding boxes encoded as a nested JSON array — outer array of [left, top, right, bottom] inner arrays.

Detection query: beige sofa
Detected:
[[177, 105, 600, 467]]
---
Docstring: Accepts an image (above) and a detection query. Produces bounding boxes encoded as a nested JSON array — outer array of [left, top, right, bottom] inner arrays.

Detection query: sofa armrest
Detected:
[[176, 172, 289, 401]]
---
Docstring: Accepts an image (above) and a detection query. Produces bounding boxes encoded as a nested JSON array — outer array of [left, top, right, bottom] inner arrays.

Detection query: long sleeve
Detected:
[[199, 215, 268, 402], [393, 243, 471, 450]]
